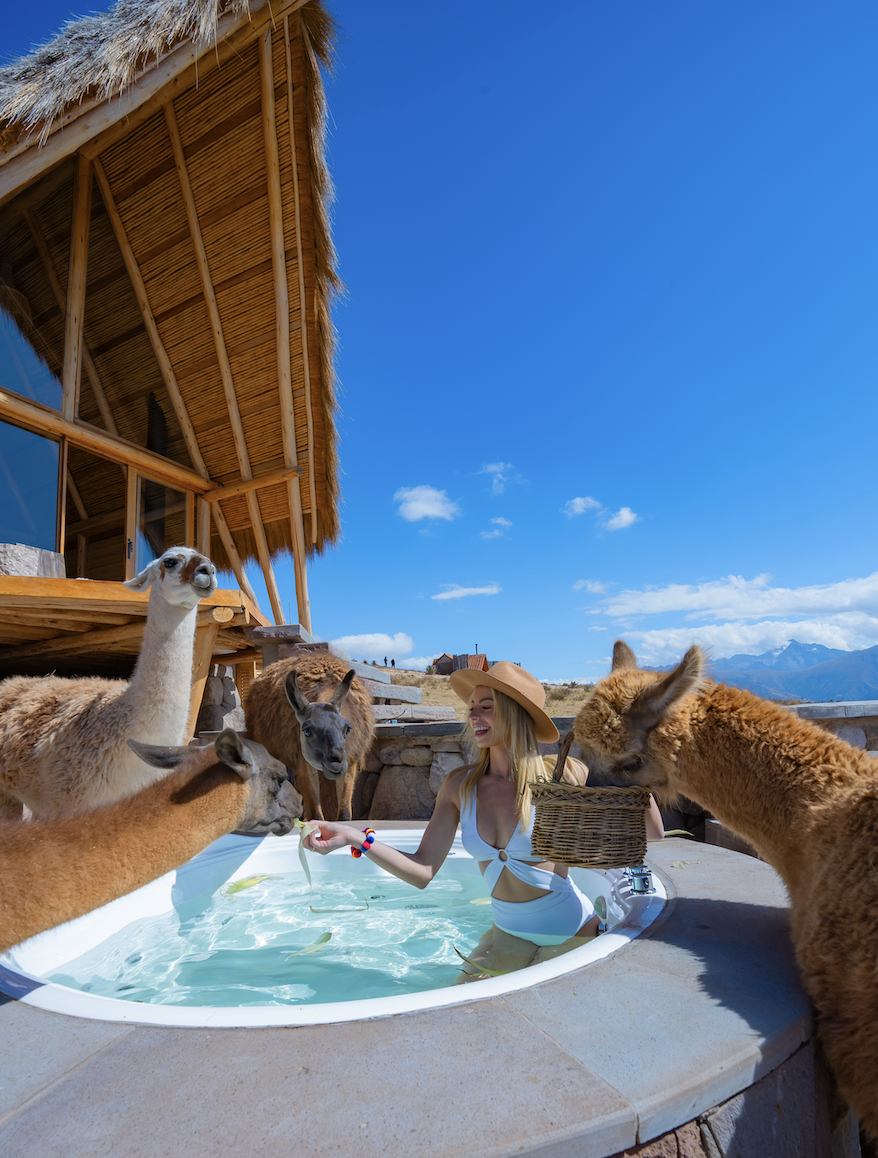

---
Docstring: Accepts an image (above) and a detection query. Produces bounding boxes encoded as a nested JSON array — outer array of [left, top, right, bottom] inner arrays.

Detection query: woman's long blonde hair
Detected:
[[457, 687, 554, 830]]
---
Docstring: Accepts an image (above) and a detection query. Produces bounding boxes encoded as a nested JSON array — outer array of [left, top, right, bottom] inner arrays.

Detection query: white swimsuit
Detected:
[[459, 792, 595, 946]]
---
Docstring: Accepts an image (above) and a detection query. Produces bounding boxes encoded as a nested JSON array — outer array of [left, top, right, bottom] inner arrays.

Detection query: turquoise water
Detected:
[[46, 874, 493, 1007]]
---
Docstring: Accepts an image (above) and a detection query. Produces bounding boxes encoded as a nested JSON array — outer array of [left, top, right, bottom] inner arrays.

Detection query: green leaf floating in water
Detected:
[[224, 875, 273, 895], [469, 896, 491, 906], [285, 931, 332, 960], [453, 944, 510, 977]]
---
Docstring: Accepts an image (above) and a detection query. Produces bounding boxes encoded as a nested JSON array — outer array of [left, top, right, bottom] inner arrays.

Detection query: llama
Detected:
[[0, 547, 218, 819], [573, 639, 878, 1139], [0, 730, 303, 954], [245, 654, 375, 822]]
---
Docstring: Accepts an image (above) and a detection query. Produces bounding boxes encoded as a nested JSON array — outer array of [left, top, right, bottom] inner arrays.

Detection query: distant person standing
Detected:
[[391, 659, 395, 668], [384, 656, 387, 666]]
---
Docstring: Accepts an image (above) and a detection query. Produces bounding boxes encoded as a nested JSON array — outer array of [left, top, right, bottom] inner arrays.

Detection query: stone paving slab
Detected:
[[0, 1000, 636, 1158], [0, 1000, 132, 1122]]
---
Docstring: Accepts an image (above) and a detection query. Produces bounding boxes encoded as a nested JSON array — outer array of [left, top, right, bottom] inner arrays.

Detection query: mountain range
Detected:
[[657, 640, 878, 702]]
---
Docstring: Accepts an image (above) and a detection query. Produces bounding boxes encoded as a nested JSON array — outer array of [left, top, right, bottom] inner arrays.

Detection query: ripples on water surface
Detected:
[[47, 875, 493, 1007]]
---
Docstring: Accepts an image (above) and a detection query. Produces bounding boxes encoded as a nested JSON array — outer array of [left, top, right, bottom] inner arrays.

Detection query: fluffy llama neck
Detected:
[[657, 682, 873, 882], [124, 583, 199, 746]]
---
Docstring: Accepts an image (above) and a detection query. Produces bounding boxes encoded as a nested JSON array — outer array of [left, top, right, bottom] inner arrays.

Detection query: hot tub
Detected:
[[0, 828, 666, 1028]]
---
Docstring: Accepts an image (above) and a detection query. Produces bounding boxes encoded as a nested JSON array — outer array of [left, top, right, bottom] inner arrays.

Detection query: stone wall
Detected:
[[195, 663, 245, 735]]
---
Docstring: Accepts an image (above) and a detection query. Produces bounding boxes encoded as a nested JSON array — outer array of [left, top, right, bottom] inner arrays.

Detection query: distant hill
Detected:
[[654, 639, 878, 702]]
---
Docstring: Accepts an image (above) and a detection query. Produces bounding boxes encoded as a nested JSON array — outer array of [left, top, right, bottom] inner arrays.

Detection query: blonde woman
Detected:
[[305, 662, 664, 973]]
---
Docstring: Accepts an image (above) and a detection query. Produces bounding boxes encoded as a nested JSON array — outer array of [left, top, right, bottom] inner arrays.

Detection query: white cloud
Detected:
[[604, 506, 640, 531], [625, 615, 878, 665], [432, 583, 502, 601], [562, 496, 602, 518], [480, 463, 523, 496], [330, 631, 414, 660], [398, 655, 442, 671], [588, 625, 608, 632], [394, 485, 461, 522], [480, 517, 513, 541], [600, 572, 878, 622], [573, 579, 609, 593]]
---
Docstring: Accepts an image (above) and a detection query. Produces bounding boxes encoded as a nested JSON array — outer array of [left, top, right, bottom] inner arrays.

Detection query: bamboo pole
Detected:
[[24, 207, 118, 436], [56, 438, 69, 558], [124, 465, 138, 580], [164, 100, 285, 626], [91, 157, 264, 619], [264, 24, 312, 632], [185, 491, 195, 548], [0, 390, 211, 493], [284, 14, 318, 546], [61, 155, 92, 424], [92, 158, 207, 476], [197, 495, 211, 557]]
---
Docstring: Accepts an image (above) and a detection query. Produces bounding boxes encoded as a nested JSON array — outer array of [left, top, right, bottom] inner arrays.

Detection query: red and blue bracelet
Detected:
[[351, 828, 376, 858]]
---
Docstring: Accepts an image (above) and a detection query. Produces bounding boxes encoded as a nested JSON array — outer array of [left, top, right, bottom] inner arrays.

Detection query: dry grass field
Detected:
[[382, 668, 595, 722]]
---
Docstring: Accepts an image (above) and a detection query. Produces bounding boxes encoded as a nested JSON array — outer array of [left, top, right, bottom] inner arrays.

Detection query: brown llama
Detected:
[[245, 654, 375, 822], [573, 639, 878, 1139], [0, 731, 303, 954]]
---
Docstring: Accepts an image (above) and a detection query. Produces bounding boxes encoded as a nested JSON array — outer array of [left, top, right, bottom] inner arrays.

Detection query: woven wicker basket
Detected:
[[529, 732, 651, 869]]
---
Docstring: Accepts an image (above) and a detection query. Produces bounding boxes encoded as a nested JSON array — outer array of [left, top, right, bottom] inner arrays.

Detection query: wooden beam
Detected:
[[185, 490, 195, 548], [61, 156, 92, 424], [0, 389, 212, 493], [0, 621, 146, 663], [66, 469, 88, 521], [0, 0, 312, 210], [284, 14, 318, 545], [23, 207, 119, 436], [124, 465, 138, 580], [165, 100, 284, 625], [187, 622, 221, 739], [262, 25, 311, 633], [92, 158, 209, 478], [202, 465, 300, 504]]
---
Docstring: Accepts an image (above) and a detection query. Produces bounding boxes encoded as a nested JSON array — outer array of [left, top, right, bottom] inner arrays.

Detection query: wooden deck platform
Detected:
[[0, 576, 270, 736]]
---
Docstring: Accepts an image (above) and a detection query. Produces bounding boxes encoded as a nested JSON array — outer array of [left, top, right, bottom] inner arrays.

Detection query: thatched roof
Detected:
[[0, 0, 342, 626]]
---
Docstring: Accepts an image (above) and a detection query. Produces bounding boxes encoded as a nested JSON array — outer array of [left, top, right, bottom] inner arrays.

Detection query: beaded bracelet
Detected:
[[351, 828, 376, 858]]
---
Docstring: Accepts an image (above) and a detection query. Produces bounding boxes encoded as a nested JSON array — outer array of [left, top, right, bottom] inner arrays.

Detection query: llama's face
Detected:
[[285, 670, 356, 781], [298, 703, 352, 780], [124, 547, 218, 608], [573, 641, 705, 793]]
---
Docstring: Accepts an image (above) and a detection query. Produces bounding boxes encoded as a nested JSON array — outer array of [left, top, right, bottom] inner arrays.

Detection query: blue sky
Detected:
[[7, 1, 878, 680]]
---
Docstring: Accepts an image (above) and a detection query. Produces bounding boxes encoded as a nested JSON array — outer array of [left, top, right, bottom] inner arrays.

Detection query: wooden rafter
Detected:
[[91, 154, 259, 609], [164, 100, 285, 625], [61, 155, 91, 423], [260, 26, 311, 631], [202, 465, 301, 504], [23, 207, 118, 436], [283, 13, 318, 545]]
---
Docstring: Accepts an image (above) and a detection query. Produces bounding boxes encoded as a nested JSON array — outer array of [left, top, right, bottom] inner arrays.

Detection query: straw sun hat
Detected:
[[449, 661, 559, 744]]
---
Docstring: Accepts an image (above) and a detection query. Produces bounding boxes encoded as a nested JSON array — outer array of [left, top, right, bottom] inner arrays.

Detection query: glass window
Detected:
[[136, 479, 188, 573], [0, 420, 59, 550]]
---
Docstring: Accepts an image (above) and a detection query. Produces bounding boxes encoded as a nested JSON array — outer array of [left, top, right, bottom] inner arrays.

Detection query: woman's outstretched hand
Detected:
[[305, 821, 362, 855]]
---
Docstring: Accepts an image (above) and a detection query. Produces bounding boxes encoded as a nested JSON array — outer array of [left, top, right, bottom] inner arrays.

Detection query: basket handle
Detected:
[[553, 730, 575, 783]]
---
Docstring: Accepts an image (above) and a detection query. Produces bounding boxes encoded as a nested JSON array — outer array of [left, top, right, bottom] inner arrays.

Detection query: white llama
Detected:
[[0, 547, 217, 817]]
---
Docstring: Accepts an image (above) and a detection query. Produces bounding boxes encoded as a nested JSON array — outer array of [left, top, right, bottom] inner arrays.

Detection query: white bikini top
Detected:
[[458, 791, 555, 893]]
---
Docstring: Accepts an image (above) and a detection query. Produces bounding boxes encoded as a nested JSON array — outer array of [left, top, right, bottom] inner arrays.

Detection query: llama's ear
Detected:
[[612, 641, 638, 672], [214, 729, 256, 781], [330, 669, 355, 710], [123, 560, 158, 592], [127, 738, 192, 768], [284, 672, 310, 722], [632, 646, 704, 731]]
